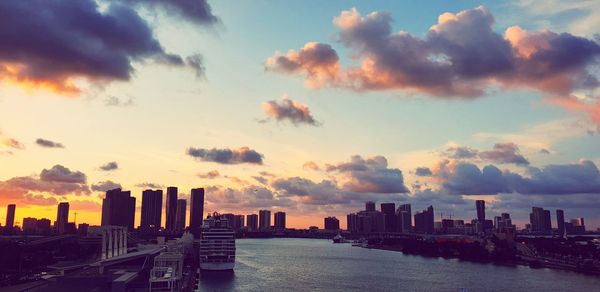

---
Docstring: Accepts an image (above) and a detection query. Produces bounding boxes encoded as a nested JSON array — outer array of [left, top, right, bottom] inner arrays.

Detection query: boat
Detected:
[[199, 212, 236, 271], [332, 234, 347, 243]]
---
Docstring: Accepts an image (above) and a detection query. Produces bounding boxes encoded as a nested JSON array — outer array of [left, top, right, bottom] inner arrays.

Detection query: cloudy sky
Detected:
[[1, 0, 600, 229]]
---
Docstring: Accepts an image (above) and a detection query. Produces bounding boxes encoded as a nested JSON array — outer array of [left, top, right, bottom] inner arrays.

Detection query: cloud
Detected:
[[40, 165, 87, 184], [35, 138, 65, 148], [267, 6, 600, 123], [70, 199, 102, 211], [99, 161, 119, 171], [0, 0, 201, 95], [252, 176, 269, 185], [479, 143, 529, 165], [262, 95, 319, 126], [2, 138, 24, 150], [198, 170, 220, 179], [326, 155, 410, 193], [444, 146, 479, 159], [104, 96, 135, 107], [302, 161, 321, 171], [91, 180, 122, 192], [442, 163, 511, 195], [135, 182, 164, 189], [205, 185, 293, 210], [187, 147, 264, 164], [21, 194, 58, 206], [506, 160, 600, 194], [117, 0, 219, 25], [415, 167, 433, 177]]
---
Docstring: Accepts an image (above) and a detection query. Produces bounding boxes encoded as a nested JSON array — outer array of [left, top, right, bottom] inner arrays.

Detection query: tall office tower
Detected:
[[380, 203, 396, 232], [529, 207, 551, 233], [247, 214, 258, 231], [234, 215, 245, 230], [274, 211, 286, 230], [175, 199, 187, 231], [101, 189, 136, 231], [189, 188, 205, 233], [396, 204, 412, 233], [365, 201, 376, 212], [140, 189, 163, 230], [324, 216, 340, 230], [543, 209, 552, 231], [476, 200, 485, 222], [5, 204, 15, 228], [414, 205, 434, 234], [556, 209, 565, 236], [347, 213, 358, 232], [165, 186, 178, 232], [56, 202, 69, 234], [259, 209, 271, 230]]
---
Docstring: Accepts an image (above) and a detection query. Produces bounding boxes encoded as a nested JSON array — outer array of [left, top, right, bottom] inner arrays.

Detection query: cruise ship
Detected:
[[198, 213, 236, 271]]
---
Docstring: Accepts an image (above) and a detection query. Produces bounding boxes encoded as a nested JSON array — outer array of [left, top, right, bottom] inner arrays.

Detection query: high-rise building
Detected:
[[247, 214, 258, 231], [396, 204, 412, 233], [234, 215, 245, 230], [222, 213, 235, 229], [165, 187, 178, 232], [175, 199, 187, 231], [274, 211, 286, 230], [36, 218, 51, 235], [259, 210, 271, 230], [529, 207, 551, 234], [476, 200, 485, 222], [5, 204, 15, 229], [365, 201, 376, 212], [543, 209, 552, 231], [78, 223, 89, 236], [347, 213, 358, 232], [22, 217, 37, 234], [189, 188, 205, 233], [56, 202, 69, 234], [380, 203, 396, 232], [101, 189, 135, 231], [140, 189, 163, 230], [414, 205, 434, 234], [324, 216, 340, 230]]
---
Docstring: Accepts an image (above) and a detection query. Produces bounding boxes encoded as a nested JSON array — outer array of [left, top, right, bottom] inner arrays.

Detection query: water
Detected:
[[197, 238, 600, 291]]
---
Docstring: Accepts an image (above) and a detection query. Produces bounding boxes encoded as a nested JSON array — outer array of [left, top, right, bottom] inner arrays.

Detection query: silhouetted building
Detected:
[[556, 209, 565, 237], [274, 211, 286, 230], [529, 207, 551, 234], [494, 213, 515, 233], [65, 222, 77, 234], [101, 189, 135, 231], [22, 217, 37, 234], [56, 202, 69, 234], [380, 203, 396, 232], [259, 210, 271, 230], [396, 204, 412, 233], [347, 213, 358, 232], [324, 216, 340, 230], [365, 201, 376, 212], [234, 215, 245, 230], [5, 204, 15, 229], [247, 214, 258, 231], [189, 188, 205, 233], [140, 189, 163, 231], [476, 200, 485, 222], [175, 199, 187, 231], [414, 205, 434, 234], [222, 213, 235, 229], [78, 223, 89, 236], [165, 186, 178, 232], [37, 218, 51, 235], [566, 218, 586, 234]]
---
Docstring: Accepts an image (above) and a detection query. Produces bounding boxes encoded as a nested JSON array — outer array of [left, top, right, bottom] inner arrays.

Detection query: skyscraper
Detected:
[[396, 204, 412, 233], [324, 216, 340, 230], [274, 211, 286, 230], [101, 189, 135, 231], [380, 203, 396, 232], [556, 209, 565, 237], [247, 214, 258, 231], [530, 207, 551, 234], [189, 188, 205, 233], [259, 209, 271, 230], [414, 205, 434, 234], [140, 189, 163, 230], [5, 204, 15, 229], [365, 201, 376, 212], [234, 215, 245, 230], [347, 213, 358, 232], [476, 200, 485, 222], [165, 186, 178, 232], [56, 202, 69, 234], [175, 199, 187, 231], [22, 217, 37, 234]]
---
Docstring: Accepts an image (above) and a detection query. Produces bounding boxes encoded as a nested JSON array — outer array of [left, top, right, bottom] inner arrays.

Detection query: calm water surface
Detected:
[[198, 238, 600, 291]]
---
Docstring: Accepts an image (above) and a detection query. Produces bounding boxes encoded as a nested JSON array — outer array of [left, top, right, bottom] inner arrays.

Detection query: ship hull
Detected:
[[199, 262, 235, 271]]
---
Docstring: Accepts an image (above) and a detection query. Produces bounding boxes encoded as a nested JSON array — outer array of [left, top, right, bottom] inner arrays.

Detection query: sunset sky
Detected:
[[1, 0, 600, 230]]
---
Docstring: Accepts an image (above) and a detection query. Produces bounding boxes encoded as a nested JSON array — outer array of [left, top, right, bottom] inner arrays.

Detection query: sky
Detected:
[[1, 0, 600, 230]]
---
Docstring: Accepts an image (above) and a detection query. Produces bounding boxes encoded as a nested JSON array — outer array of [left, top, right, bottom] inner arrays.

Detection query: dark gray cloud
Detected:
[[0, 0, 202, 94], [35, 138, 65, 148], [40, 165, 87, 184], [117, 0, 219, 25], [444, 146, 479, 159], [327, 155, 410, 193], [91, 180, 122, 192], [252, 176, 268, 185], [414, 167, 433, 177], [442, 163, 511, 195], [507, 160, 600, 194], [99, 161, 119, 171], [262, 96, 319, 126], [479, 143, 529, 165], [187, 147, 264, 165]]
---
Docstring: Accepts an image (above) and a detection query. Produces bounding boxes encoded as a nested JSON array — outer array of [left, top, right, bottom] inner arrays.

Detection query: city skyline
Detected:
[[1, 1, 600, 230]]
